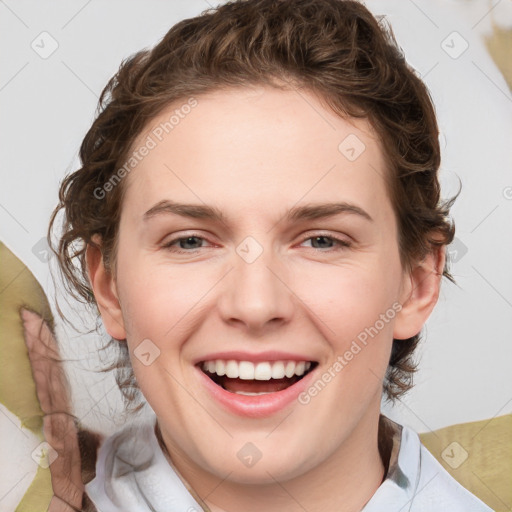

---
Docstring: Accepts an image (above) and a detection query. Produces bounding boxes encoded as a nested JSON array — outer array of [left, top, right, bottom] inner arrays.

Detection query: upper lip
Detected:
[[194, 350, 318, 365]]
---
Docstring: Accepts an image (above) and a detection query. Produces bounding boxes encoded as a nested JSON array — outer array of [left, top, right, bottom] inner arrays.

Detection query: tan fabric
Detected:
[[0, 241, 53, 435], [420, 414, 512, 512], [0, 242, 54, 511], [485, 23, 512, 92], [14, 465, 53, 512]]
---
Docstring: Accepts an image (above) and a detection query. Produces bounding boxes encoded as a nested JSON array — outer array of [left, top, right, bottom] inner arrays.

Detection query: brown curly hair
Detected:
[[48, 0, 456, 413]]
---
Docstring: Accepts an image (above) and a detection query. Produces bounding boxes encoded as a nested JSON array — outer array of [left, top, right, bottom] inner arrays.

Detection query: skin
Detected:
[[87, 85, 445, 512]]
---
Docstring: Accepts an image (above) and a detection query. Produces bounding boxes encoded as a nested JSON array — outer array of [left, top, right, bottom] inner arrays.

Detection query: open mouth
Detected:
[[198, 359, 318, 395]]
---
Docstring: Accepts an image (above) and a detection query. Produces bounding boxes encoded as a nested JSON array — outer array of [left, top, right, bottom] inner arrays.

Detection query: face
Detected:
[[90, 85, 436, 492]]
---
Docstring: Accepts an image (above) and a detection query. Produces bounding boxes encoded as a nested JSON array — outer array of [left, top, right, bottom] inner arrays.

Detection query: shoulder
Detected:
[[83, 420, 159, 511], [363, 420, 494, 512], [403, 425, 494, 512], [84, 419, 203, 512]]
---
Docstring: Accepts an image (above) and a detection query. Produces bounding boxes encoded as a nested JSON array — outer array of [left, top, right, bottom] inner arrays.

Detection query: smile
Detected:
[[196, 357, 318, 417]]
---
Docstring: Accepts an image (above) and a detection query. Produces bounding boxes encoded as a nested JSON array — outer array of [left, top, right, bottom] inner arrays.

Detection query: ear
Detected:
[[85, 235, 126, 340], [393, 245, 446, 340]]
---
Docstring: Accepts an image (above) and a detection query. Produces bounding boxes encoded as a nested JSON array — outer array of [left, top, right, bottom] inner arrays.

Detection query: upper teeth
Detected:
[[201, 360, 312, 380]]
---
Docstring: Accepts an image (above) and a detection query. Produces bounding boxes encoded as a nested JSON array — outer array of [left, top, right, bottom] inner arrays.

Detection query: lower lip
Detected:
[[196, 365, 317, 418]]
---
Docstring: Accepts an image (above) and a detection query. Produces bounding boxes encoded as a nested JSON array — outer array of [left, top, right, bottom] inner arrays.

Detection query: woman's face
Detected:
[[100, 86, 417, 485]]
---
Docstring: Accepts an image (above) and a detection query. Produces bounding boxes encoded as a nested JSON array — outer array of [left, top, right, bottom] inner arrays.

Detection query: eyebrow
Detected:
[[143, 199, 373, 223]]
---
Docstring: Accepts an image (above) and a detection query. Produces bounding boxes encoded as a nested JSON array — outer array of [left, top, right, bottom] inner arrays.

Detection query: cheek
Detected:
[[299, 258, 403, 337], [297, 265, 401, 418], [115, 235, 196, 328], [297, 254, 403, 396]]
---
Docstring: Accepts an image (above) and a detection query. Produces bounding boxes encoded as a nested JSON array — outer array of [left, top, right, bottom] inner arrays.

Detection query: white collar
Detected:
[[85, 415, 492, 512]]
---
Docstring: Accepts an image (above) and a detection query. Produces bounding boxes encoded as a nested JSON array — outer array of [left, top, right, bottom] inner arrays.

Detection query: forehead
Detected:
[[121, 86, 392, 225]]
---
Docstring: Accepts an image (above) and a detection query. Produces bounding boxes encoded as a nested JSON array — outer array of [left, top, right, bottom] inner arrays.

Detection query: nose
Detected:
[[216, 237, 295, 335]]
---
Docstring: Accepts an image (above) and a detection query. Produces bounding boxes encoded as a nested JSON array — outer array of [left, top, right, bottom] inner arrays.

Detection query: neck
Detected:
[[156, 409, 392, 512]]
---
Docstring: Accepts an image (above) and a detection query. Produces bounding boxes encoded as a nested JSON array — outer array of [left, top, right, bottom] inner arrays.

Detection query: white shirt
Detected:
[[85, 417, 493, 511]]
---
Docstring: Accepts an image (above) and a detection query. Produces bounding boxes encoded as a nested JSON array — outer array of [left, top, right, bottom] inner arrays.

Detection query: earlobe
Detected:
[[85, 236, 126, 340], [393, 245, 446, 340]]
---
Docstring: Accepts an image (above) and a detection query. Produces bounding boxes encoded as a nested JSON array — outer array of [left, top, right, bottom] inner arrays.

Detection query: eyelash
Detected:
[[161, 233, 352, 254]]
